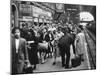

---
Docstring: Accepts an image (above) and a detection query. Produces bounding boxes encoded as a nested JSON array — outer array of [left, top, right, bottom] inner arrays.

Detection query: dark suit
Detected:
[[58, 33, 72, 68], [11, 36, 28, 74]]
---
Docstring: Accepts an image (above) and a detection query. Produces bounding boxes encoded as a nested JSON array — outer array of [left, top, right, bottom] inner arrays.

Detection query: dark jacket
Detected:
[[58, 33, 72, 47]]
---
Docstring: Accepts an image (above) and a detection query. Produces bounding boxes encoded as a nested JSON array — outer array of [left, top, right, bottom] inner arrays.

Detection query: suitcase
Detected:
[[38, 42, 48, 50], [71, 55, 81, 67], [23, 63, 33, 73], [23, 66, 33, 73]]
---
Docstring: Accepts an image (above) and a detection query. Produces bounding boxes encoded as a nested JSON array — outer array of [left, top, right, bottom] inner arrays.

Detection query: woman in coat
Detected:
[[27, 29, 39, 70], [75, 27, 86, 61]]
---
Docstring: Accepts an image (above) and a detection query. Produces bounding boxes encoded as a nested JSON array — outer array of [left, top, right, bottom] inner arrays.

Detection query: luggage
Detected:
[[71, 55, 81, 67], [71, 37, 82, 68], [23, 66, 33, 73], [23, 63, 33, 73], [38, 42, 48, 50]]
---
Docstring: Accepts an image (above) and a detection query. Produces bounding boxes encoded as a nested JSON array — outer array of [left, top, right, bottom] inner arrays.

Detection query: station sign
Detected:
[[32, 6, 52, 18], [18, 16, 33, 21], [19, 4, 32, 16], [55, 3, 64, 12]]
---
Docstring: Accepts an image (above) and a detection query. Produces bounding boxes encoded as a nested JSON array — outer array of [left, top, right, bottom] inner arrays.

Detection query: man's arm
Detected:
[[23, 39, 29, 63]]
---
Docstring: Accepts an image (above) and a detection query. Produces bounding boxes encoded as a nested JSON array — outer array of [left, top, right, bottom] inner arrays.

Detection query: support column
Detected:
[[12, 3, 19, 27]]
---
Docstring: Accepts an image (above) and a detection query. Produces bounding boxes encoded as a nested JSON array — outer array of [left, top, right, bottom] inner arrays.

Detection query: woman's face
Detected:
[[43, 29, 46, 33]]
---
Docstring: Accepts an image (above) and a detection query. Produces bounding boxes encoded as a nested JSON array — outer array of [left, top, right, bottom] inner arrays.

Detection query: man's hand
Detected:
[[25, 60, 29, 64], [24, 60, 31, 68]]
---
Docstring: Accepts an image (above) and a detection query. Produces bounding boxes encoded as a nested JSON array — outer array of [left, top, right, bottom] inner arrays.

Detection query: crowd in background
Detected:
[[11, 21, 87, 74]]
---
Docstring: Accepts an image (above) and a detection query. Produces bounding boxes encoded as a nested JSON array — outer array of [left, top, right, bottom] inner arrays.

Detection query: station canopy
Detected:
[[79, 12, 94, 21]]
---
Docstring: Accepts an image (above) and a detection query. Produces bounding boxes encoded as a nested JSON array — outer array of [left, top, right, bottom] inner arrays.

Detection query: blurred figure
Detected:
[[40, 28, 48, 63], [58, 28, 73, 69], [75, 26, 86, 61], [57, 27, 64, 40], [27, 29, 39, 70], [52, 30, 59, 65], [44, 30, 54, 58], [20, 23, 29, 40]]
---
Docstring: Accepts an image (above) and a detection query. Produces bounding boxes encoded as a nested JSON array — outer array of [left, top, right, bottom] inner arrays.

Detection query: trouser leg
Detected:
[[60, 47, 65, 67], [61, 53, 65, 67], [17, 62, 24, 74], [72, 42, 76, 54], [65, 47, 70, 68], [12, 63, 17, 74], [52, 47, 57, 65]]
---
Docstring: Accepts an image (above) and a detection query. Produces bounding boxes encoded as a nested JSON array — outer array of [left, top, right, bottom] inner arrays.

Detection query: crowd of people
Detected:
[[11, 22, 87, 74]]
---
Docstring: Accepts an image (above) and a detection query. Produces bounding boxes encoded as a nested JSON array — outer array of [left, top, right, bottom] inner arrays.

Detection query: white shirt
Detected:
[[15, 39, 20, 53], [49, 34, 52, 40]]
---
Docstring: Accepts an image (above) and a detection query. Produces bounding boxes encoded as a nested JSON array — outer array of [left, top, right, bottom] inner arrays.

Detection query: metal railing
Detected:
[[84, 28, 96, 69]]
